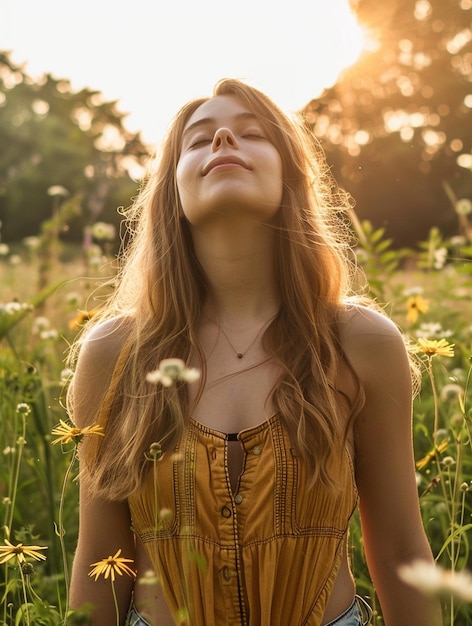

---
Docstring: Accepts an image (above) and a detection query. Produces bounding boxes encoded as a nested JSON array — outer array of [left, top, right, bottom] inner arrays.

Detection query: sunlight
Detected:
[[256, 0, 372, 113], [4, 0, 376, 143], [320, 2, 368, 83]]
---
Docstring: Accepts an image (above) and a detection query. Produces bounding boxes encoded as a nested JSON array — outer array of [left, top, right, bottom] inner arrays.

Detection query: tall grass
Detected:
[[0, 208, 471, 624]]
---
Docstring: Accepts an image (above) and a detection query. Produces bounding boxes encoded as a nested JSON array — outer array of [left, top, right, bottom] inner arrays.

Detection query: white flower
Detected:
[[40, 329, 58, 340], [32, 316, 51, 334], [403, 286, 425, 297], [0, 243, 9, 256], [440, 383, 464, 401], [433, 247, 447, 269], [22, 236, 40, 250], [455, 198, 472, 215], [16, 403, 31, 415], [60, 368, 74, 383], [91, 221, 116, 242], [146, 358, 200, 387], [398, 560, 472, 602], [449, 236, 466, 247], [47, 185, 69, 197], [65, 292, 80, 305], [414, 322, 442, 338]]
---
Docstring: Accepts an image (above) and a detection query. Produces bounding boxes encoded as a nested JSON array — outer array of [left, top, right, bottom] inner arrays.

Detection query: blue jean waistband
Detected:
[[125, 595, 372, 626]]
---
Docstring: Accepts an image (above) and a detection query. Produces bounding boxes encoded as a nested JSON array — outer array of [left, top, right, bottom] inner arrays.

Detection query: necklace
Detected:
[[212, 313, 277, 359]]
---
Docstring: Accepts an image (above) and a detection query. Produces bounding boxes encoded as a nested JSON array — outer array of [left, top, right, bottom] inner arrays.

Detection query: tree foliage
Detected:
[[0, 51, 149, 242], [305, 0, 472, 246]]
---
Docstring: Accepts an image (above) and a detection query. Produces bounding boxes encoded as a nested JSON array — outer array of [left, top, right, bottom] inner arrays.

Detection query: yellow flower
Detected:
[[414, 338, 455, 358], [406, 295, 429, 323], [0, 539, 47, 565], [68, 308, 99, 330], [89, 549, 136, 582], [51, 419, 105, 445], [416, 439, 449, 470]]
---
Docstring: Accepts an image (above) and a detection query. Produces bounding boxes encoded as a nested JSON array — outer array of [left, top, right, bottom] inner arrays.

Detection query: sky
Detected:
[[1, 0, 366, 145]]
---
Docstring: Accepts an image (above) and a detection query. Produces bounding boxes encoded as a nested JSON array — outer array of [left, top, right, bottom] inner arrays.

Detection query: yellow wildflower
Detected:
[[89, 549, 136, 582], [414, 338, 455, 358], [51, 419, 105, 445], [68, 307, 99, 330], [0, 539, 47, 565], [406, 295, 429, 323]]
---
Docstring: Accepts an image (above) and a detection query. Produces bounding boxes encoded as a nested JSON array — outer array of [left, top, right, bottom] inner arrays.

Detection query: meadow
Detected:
[[0, 208, 471, 625]]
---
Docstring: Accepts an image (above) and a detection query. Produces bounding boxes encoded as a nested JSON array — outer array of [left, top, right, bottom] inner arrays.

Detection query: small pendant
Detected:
[[237, 353, 243, 358]]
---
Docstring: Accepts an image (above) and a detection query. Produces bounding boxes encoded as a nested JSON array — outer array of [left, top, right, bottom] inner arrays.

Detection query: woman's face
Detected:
[[176, 95, 283, 228]]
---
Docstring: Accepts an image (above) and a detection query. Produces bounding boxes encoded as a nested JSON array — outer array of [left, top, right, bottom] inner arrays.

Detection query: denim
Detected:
[[324, 596, 372, 626], [126, 596, 372, 626], [125, 604, 151, 626]]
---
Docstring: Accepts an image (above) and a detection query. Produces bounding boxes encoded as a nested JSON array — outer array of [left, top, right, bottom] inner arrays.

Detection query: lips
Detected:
[[202, 155, 250, 176]]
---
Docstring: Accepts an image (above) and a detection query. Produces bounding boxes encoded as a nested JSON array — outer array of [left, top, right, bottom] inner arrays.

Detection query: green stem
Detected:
[[57, 450, 77, 623], [18, 563, 31, 626], [153, 457, 160, 532], [428, 360, 450, 514], [111, 579, 119, 626], [6, 413, 27, 534]]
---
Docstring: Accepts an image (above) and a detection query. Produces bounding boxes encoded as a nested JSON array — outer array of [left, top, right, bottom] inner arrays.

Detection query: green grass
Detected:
[[0, 218, 471, 625]]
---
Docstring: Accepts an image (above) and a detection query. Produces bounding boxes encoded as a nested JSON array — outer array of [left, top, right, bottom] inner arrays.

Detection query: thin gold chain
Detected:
[[210, 314, 277, 358]]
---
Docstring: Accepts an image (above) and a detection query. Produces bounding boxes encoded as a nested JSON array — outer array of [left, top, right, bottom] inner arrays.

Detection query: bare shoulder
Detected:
[[78, 316, 131, 362], [68, 316, 133, 426], [337, 303, 410, 386]]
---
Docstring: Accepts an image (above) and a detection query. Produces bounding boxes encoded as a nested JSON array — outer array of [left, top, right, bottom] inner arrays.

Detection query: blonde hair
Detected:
[[69, 78, 362, 500]]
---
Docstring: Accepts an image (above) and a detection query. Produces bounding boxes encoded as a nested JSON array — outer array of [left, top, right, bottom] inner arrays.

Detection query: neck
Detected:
[[192, 220, 280, 322]]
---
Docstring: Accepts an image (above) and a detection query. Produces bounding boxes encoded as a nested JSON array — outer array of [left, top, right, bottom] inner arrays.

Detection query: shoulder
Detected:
[[337, 303, 411, 389], [68, 316, 133, 426], [78, 316, 132, 362], [338, 302, 401, 338]]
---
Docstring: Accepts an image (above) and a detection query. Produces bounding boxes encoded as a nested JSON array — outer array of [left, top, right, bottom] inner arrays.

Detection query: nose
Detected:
[[212, 127, 238, 151]]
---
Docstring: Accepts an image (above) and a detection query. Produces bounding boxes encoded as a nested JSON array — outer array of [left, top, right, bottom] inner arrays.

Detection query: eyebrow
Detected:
[[182, 111, 261, 138]]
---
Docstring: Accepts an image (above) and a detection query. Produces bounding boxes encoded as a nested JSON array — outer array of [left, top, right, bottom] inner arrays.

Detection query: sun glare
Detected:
[[4, 0, 375, 144], [257, 0, 373, 114], [323, 2, 368, 82]]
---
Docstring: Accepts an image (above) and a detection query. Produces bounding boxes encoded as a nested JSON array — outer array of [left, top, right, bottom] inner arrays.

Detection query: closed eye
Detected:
[[242, 130, 266, 140], [188, 138, 212, 149]]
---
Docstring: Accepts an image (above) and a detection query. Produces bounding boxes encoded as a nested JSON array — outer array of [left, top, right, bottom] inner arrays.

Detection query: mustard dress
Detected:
[[128, 414, 358, 626]]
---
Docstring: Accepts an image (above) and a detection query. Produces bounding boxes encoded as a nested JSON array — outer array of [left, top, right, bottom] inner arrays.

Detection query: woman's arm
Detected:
[[68, 319, 135, 625], [342, 306, 442, 626], [69, 489, 136, 624]]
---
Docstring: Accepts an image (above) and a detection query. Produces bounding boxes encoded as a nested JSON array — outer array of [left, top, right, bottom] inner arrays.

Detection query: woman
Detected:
[[68, 79, 442, 625]]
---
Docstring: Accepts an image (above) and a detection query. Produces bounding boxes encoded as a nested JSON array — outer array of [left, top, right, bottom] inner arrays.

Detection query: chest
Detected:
[[190, 355, 280, 434]]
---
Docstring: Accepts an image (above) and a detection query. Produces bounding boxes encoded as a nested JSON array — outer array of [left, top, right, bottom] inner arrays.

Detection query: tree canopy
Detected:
[[0, 51, 149, 243], [305, 0, 472, 245], [1, 0, 471, 247]]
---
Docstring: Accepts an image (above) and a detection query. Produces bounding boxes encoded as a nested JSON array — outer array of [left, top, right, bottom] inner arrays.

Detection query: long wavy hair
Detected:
[[69, 78, 363, 500]]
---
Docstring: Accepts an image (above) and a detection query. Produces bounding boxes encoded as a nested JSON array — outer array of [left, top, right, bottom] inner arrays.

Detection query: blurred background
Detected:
[[1, 0, 471, 248]]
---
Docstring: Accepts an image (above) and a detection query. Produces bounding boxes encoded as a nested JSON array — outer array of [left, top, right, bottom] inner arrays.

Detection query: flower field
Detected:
[[0, 213, 471, 625]]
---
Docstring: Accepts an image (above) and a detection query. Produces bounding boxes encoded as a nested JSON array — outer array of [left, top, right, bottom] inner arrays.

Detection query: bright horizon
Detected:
[[2, 0, 368, 145]]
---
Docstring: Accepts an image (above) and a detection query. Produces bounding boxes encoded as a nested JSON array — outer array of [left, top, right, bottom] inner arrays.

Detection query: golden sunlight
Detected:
[[258, 0, 376, 114], [319, 2, 368, 84]]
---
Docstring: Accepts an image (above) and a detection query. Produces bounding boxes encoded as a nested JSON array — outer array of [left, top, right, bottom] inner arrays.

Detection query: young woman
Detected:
[[68, 79, 442, 626]]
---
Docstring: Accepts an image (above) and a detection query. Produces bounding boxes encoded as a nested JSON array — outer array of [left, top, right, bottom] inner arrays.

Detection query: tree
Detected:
[[0, 51, 149, 243], [304, 0, 472, 246]]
